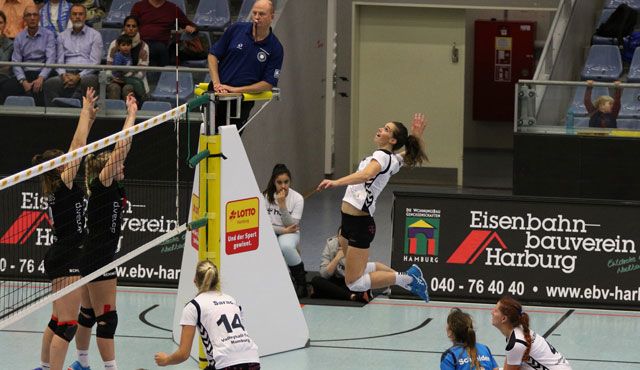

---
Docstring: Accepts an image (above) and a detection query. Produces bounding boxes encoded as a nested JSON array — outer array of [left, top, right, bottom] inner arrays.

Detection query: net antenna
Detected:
[[0, 97, 209, 330]]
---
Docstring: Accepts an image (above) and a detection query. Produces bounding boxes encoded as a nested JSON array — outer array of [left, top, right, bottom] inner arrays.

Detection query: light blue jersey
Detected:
[[440, 343, 498, 370]]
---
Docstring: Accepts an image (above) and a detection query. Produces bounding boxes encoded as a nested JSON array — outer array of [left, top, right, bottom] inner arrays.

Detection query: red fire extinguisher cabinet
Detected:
[[473, 20, 536, 122]]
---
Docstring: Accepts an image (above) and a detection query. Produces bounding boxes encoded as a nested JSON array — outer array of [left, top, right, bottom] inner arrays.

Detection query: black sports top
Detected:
[[86, 178, 126, 247], [48, 184, 86, 247]]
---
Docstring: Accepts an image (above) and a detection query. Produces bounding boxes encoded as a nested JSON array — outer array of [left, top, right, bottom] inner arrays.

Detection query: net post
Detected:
[[195, 112, 222, 368]]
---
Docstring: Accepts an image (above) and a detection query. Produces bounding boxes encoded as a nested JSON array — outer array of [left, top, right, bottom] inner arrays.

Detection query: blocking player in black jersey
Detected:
[[154, 260, 260, 370], [31, 88, 98, 370], [67, 93, 137, 370]]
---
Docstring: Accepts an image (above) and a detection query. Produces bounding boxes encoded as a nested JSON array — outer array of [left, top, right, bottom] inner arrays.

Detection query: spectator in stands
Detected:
[[0, 0, 36, 38], [441, 308, 499, 370], [43, 3, 101, 106], [584, 79, 622, 128], [154, 260, 260, 369], [39, 0, 71, 34], [491, 295, 573, 370], [130, 0, 196, 67], [208, 0, 283, 132], [0, 5, 55, 106], [77, 0, 105, 25], [310, 227, 395, 303], [106, 15, 149, 102], [0, 10, 13, 84], [262, 163, 307, 298], [31, 87, 98, 370]]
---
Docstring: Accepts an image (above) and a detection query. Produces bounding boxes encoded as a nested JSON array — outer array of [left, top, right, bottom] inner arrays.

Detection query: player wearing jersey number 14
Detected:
[[155, 260, 260, 370]]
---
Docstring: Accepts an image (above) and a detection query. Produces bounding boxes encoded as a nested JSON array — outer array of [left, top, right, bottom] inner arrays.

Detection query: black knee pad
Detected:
[[78, 306, 96, 328], [54, 321, 78, 342], [48, 315, 58, 332], [96, 310, 118, 339]]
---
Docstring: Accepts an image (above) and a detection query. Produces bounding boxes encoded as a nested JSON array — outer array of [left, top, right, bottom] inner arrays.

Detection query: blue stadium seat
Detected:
[[237, 0, 254, 22], [105, 99, 126, 110], [140, 100, 173, 112], [149, 71, 193, 106], [103, 0, 136, 28], [194, 0, 230, 31], [168, 0, 186, 13], [99, 28, 121, 62], [4, 96, 35, 107], [52, 97, 81, 108], [580, 45, 623, 81], [182, 32, 211, 68], [627, 49, 640, 81], [617, 118, 640, 129], [619, 88, 640, 117], [605, 0, 640, 10], [592, 9, 617, 45], [570, 86, 610, 116]]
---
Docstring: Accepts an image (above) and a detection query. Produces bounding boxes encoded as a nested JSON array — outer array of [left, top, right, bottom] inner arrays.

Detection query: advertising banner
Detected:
[[391, 192, 640, 309], [0, 180, 189, 287]]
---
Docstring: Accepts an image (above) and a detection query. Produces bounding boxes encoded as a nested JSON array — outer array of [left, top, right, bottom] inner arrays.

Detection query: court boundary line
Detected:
[[309, 344, 640, 365], [311, 318, 431, 343]]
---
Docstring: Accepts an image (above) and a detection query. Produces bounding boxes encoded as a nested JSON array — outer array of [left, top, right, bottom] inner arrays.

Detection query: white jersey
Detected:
[[505, 327, 572, 370], [264, 188, 304, 228], [343, 149, 402, 215], [180, 291, 259, 369]]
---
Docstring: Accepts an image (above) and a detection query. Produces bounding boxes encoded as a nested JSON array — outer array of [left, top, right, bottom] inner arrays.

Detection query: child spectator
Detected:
[[584, 80, 622, 128], [112, 34, 132, 81]]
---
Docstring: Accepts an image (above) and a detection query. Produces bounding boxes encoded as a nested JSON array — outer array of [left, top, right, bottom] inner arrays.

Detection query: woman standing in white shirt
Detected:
[[262, 164, 306, 297]]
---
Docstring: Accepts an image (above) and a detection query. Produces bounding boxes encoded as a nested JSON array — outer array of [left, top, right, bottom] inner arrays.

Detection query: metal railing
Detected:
[[516, 80, 640, 137], [531, 0, 576, 116], [0, 61, 209, 119]]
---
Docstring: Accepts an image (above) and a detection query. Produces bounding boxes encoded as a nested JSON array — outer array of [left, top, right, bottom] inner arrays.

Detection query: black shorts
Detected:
[[44, 243, 82, 280], [340, 212, 376, 249], [80, 238, 118, 281]]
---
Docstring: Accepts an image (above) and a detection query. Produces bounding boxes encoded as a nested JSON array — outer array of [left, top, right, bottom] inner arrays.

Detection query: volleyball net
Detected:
[[0, 95, 211, 330]]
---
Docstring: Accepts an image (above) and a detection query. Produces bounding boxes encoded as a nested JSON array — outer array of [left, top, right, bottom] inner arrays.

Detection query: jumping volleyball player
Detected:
[[155, 260, 260, 370], [316, 113, 430, 301], [32, 88, 98, 370], [67, 94, 137, 370]]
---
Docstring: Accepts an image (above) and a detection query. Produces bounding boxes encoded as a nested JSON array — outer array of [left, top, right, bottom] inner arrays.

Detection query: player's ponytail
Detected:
[[391, 121, 428, 168], [84, 151, 110, 196], [498, 295, 532, 361], [447, 308, 481, 369], [195, 260, 220, 295], [32, 149, 65, 195]]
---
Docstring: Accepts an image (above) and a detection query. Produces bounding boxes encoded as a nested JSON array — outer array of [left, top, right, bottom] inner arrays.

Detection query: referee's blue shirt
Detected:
[[210, 22, 284, 88]]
